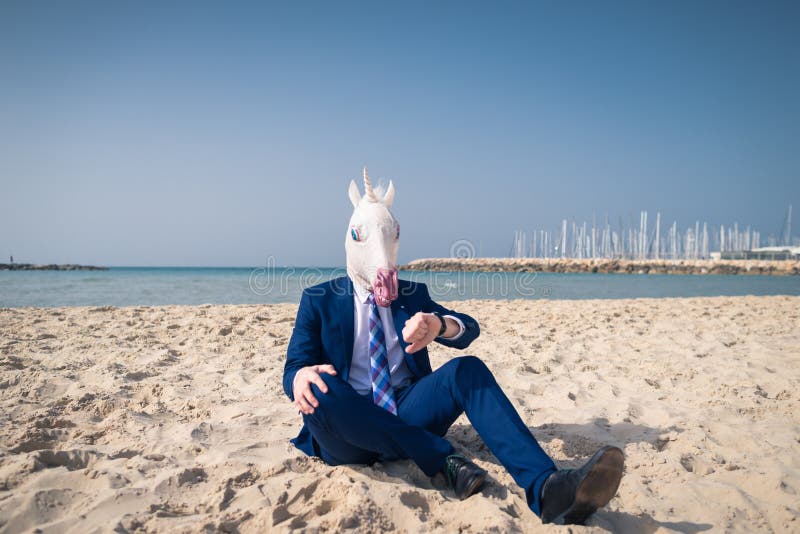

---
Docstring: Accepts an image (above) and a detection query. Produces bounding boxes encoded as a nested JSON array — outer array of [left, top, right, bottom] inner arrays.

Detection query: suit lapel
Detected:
[[391, 286, 421, 376], [337, 277, 355, 381], [390, 298, 409, 351]]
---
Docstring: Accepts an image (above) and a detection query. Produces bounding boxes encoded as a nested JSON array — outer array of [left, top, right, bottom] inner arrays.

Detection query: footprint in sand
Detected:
[[680, 454, 715, 475], [108, 448, 140, 460], [313, 499, 335, 517], [177, 467, 207, 485], [124, 370, 154, 381], [10, 428, 61, 453], [271, 480, 322, 527], [400, 490, 430, 516], [34, 449, 102, 471], [190, 422, 211, 442], [15, 488, 85, 527]]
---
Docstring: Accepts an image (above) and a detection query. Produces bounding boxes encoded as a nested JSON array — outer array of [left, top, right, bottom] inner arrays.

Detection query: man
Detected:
[[283, 169, 624, 525]]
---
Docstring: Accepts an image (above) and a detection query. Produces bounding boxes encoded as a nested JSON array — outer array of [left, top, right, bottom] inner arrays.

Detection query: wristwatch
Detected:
[[432, 312, 447, 337]]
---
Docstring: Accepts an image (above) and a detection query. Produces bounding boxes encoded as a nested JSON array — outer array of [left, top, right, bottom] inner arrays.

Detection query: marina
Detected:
[[509, 205, 796, 261]]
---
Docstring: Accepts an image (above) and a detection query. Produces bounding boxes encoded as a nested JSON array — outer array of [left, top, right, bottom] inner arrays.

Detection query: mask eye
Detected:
[[395, 224, 400, 239], [350, 227, 361, 241]]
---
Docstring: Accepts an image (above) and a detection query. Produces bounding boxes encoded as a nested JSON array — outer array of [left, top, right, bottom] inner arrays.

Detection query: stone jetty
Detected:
[[0, 263, 108, 271], [402, 257, 800, 275]]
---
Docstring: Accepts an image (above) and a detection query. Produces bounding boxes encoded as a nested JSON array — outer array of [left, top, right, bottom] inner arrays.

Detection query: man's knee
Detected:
[[453, 355, 494, 387], [456, 355, 490, 373], [309, 372, 345, 409]]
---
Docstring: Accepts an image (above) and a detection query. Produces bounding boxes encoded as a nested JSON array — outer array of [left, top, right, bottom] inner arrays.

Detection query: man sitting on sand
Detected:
[[282, 170, 624, 525]]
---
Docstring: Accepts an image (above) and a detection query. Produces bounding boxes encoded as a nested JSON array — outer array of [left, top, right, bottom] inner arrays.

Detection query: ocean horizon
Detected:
[[2, 266, 799, 308]]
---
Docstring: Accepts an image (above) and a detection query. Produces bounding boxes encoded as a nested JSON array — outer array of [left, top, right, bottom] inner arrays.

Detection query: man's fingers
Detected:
[[302, 389, 319, 408], [316, 364, 337, 375], [297, 386, 314, 408], [295, 399, 311, 415], [291, 365, 336, 415], [295, 395, 313, 414], [405, 341, 422, 353], [405, 325, 426, 341], [406, 316, 427, 330], [310, 375, 328, 394], [405, 328, 439, 353]]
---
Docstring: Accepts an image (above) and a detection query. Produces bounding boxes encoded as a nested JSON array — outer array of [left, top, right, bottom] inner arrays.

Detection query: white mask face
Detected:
[[345, 168, 399, 307]]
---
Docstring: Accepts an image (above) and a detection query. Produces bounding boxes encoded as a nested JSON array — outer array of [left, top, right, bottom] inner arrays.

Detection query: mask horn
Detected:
[[363, 166, 378, 202]]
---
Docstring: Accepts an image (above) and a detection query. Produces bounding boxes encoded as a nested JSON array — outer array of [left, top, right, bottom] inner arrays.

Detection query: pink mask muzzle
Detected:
[[373, 268, 398, 307]]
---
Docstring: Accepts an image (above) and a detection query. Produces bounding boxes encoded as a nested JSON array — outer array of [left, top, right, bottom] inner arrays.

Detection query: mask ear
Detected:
[[383, 180, 395, 207], [348, 180, 361, 208]]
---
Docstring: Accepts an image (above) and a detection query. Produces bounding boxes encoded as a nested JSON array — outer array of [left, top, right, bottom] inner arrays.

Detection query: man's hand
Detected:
[[402, 312, 443, 354], [292, 364, 337, 415]]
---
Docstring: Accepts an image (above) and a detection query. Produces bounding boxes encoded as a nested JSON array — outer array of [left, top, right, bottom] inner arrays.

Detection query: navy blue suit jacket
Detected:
[[283, 276, 480, 456]]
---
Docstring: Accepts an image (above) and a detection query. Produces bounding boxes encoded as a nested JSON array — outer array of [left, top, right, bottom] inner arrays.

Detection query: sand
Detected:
[[1, 296, 799, 533]]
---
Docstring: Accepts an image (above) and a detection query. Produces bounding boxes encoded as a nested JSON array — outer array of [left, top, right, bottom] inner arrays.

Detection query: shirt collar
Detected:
[[350, 276, 372, 304]]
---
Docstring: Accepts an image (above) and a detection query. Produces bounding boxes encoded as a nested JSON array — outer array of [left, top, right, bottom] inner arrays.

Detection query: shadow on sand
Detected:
[[441, 418, 712, 533], [338, 417, 712, 532], [447, 417, 683, 467], [595, 511, 713, 534]]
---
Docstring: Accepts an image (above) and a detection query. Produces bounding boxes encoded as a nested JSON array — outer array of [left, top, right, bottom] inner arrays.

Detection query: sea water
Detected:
[[1, 267, 799, 307]]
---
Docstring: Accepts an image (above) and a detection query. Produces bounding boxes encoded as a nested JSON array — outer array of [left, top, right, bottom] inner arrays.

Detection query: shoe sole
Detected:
[[458, 470, 486, 500], [553, 446, 624, 525]]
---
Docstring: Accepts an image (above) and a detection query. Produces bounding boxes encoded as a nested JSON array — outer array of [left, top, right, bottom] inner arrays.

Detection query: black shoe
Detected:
[[443, 454, 487, 500], [540, 446, 624, 525]]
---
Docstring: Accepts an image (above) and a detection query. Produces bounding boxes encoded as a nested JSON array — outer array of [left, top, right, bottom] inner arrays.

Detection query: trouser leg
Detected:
[[397, 356, 557, 516], [303, 373, 454, 476]]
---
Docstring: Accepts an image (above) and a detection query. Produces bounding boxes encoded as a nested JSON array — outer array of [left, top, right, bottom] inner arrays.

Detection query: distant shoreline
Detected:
[[0, 263, 107, 271], [402, 257, 800, 276]]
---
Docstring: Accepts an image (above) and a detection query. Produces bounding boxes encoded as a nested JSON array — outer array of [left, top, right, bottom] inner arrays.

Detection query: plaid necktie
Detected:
[[367, 293, 398, 415]]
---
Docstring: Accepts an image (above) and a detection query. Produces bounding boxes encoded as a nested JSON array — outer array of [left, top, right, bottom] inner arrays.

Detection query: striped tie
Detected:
[[367, 293, 398, 415]]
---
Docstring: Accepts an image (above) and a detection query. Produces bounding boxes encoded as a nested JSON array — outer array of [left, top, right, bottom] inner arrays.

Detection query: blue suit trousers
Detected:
[[303, 355, 557, 516]]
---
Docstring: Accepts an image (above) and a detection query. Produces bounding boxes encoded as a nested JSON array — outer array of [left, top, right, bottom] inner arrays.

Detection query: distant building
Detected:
[[720, 246, 800, 261]]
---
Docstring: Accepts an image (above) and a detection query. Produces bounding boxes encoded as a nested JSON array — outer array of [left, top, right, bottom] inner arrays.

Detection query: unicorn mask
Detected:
[[346, 167, 400, 307]]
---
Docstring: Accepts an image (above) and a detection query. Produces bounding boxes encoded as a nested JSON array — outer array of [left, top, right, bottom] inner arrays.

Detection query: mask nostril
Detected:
[[372, 267, 399, 306]]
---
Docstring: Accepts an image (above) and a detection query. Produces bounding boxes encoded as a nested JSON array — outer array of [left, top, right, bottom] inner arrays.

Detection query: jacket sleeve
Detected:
[[283, 289, 323, 401], [419, 283, 480, 350]]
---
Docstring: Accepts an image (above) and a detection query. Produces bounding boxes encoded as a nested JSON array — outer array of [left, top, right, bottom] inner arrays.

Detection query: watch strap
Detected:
[[432, 312, 447, 337]]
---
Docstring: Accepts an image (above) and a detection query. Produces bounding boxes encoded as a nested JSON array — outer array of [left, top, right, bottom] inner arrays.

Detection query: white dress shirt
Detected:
[[348, 279, 466, 396]]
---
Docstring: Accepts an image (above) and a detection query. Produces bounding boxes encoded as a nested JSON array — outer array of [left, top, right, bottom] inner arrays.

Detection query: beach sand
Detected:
[[1, 296, 798, 532]]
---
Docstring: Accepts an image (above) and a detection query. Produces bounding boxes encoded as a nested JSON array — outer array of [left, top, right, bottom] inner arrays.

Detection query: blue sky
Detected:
[[1, 1, 798, 266]]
